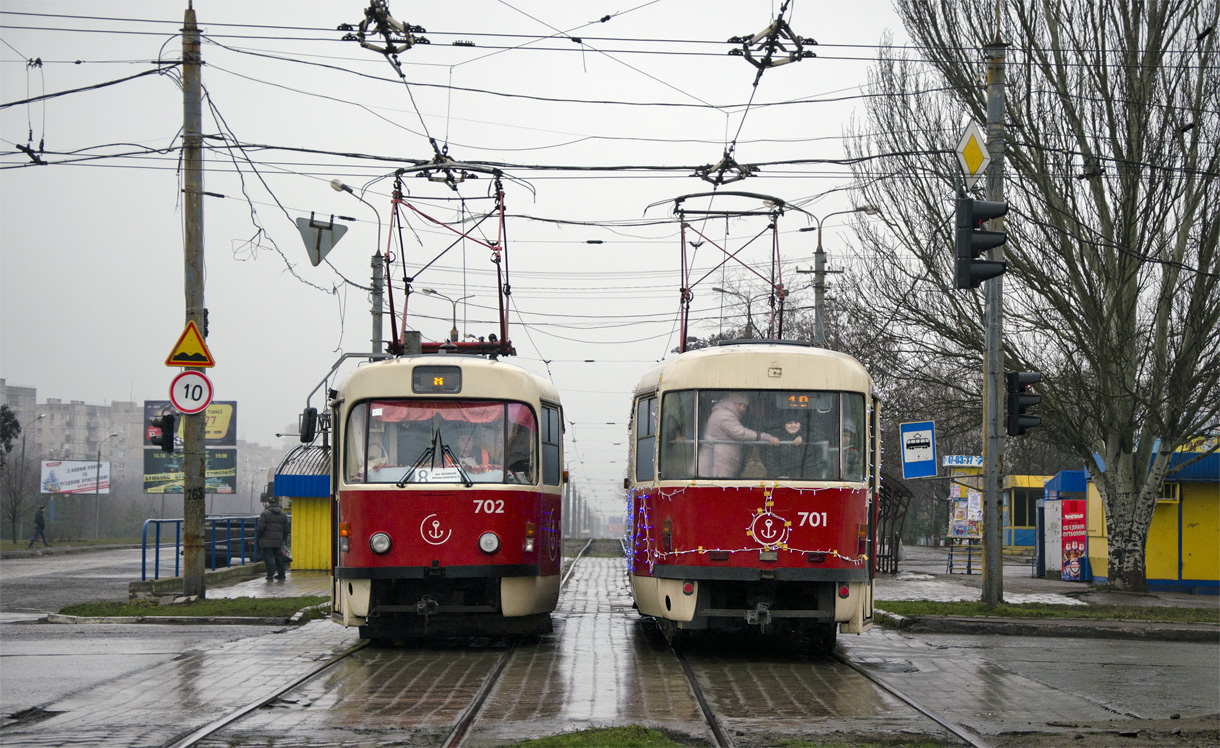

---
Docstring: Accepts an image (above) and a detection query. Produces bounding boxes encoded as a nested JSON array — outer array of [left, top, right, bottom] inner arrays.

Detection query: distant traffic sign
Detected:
[[165, 320, 215, 368], [899, 421, 937, 479], [170, 370, 213, 414]]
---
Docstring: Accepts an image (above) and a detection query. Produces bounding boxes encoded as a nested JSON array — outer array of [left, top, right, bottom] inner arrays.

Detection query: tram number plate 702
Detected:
[[473, 499, 505, 514], [797, 511, 828, 527]]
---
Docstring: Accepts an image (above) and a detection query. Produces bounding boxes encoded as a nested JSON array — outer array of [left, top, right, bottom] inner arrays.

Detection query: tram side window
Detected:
[[634, 395, 657, 481], [842, 393, 866, 482], [541, 404, 562, 486], [504, 403, 538, 485], [344, 402, 370, 484], [659, 391, 695, 480]]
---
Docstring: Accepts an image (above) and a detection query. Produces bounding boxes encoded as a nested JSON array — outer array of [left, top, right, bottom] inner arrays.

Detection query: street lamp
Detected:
[[799, 205, 879, 345], [712, 287, 762, 338], [19, 414, 46, 539], [331, 178, 386, 354], [421, 288, 474, 343], [95, 432, 118, 540]]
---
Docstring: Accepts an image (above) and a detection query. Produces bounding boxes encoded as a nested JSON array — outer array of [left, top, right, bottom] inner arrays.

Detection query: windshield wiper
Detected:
[[396, 430, 473, 488]]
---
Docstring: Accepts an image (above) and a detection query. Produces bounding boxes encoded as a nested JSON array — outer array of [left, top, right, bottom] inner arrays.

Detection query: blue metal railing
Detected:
[[141, 515, 260, 581]]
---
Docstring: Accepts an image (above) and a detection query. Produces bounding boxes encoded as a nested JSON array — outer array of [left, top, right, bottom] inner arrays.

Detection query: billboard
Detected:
[[143, 400, 237, 447], [143, 449, 237, 494], [40, 461, 111, 494]]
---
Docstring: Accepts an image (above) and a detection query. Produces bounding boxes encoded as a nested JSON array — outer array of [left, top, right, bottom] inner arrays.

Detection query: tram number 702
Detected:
[[797, 511, 829, 527], [473, 499, 505, 514]]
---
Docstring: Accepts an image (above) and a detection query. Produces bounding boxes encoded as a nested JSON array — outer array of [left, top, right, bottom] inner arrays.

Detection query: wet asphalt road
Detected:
[[1, 547, 146, 617], [1, 547, 1217, 747]]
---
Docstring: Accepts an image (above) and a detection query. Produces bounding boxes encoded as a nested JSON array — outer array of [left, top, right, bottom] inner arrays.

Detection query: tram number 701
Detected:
[[797, 511, 828, 527], [473, 499, 505, 514]]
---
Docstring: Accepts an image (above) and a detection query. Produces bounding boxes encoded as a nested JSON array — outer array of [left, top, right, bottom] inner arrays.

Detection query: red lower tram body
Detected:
[[628, 484, 875, 649], [333, 488, 562, 639]]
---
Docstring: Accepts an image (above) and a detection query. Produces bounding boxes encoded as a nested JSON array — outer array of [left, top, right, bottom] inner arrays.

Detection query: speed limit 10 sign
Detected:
[[170, 370, 214, 414]]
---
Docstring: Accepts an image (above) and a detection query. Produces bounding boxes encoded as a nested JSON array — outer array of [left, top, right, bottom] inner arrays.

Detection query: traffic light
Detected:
[[1006, 372, 1042, 436], [955, 195, 1008, 289], [150, 414, 176, 453]]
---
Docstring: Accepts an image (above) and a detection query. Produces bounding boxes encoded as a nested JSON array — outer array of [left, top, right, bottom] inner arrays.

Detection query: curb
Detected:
[[1, 543, 141, 560], [45, 613, 290, 626], [874, 608, 1219, 642]]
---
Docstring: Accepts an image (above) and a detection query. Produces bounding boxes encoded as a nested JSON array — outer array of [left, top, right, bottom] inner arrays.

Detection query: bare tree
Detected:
[[843, 0, 1219, 590], [0, 451, 40, 543]]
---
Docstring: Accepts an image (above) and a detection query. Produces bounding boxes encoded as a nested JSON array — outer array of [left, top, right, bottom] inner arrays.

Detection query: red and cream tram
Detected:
[[626, 341, 879, 651], [329, 355, 564, 639]]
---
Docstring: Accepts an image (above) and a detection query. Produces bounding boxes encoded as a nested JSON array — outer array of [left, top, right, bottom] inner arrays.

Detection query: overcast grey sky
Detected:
[[1, 1, 907, 518]]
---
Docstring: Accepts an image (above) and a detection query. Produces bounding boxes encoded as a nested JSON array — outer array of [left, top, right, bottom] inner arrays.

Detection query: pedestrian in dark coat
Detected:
[[257, 498, 290, 580], [27, 506, 50, 548]]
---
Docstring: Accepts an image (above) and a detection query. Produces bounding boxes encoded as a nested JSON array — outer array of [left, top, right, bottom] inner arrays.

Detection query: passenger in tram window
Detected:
[[762, 419, 805, 479], [698, 393, 780, 478]]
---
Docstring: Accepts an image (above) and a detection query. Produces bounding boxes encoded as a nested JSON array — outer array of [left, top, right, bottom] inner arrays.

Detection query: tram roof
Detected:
[[339, 354, 561, 404], [633, 341, 872, 396]]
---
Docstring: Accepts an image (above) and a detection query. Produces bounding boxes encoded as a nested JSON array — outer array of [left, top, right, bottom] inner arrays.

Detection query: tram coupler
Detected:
[[746, 602, 772, 628], [415, 595, 439, 616]]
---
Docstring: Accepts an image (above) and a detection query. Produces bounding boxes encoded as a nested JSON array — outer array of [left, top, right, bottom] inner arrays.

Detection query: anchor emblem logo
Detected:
[[747, 510, 790, 549], [419, 513, 452, 546]]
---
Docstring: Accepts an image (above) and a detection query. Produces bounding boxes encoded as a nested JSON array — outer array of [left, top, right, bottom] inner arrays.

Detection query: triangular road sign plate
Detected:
[[165, 320, 215, 367], [295, 214, 349, 267]]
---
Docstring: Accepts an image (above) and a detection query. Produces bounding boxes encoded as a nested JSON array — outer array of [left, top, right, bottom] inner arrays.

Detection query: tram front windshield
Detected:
[[658, 390, 866, 482], [345, 400, 537, 485]]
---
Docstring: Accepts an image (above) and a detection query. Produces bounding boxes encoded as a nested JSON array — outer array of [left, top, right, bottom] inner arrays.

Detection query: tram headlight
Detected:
[[479, 531, 501, 554], [369, 532, 392, 555]]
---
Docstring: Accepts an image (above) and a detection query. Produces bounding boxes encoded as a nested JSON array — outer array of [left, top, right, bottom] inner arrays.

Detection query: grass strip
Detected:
[[509, 725, 694, 747], [60, 595, 329, 621], [877, 599, 1219, 625]]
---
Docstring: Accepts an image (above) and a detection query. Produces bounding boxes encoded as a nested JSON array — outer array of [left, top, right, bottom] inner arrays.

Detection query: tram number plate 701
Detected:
[[797, 511, 828, 527], [473, 499, 505, 514]]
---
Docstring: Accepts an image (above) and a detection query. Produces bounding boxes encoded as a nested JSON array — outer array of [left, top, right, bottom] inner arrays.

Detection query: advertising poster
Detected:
[[40, 461, 111, 494], [1061, 498, 1087, 581], [948, 490, 984, 539], [143, 400, 238, 447], [143, 449, 237, 494]]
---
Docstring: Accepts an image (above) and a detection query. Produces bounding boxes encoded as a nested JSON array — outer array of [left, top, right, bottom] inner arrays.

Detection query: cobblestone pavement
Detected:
[[463, 556, 712, 747], [0, 619, 358, 747]]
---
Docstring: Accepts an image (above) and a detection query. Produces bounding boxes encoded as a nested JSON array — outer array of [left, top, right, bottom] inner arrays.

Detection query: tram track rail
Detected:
[[443, 538, 595, 748], [166, 543, 597, 748], [669, 635, 993, 748], [830, 650, 993, 748], [166, 639, 370, 748]]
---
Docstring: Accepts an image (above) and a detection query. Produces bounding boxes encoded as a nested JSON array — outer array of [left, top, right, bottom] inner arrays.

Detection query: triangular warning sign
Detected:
[[165, 320, 215, 368]]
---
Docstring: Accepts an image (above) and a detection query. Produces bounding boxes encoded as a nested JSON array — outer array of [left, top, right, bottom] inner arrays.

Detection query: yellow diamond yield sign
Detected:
[[956, 121, 991, 190]]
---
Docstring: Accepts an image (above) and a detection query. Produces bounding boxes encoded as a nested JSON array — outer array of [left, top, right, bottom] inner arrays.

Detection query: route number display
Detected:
[[170, 370, 214, 414]]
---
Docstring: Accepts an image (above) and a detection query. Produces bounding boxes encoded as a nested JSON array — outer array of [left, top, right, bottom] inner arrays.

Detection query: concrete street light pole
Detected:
[[94, 432, 118, 539], [330, 179, 385, 354], [422, 288, 473, 343], [799, 206, 878, 345], [19, 413, 46, 540], [712, 286, 761, 338]]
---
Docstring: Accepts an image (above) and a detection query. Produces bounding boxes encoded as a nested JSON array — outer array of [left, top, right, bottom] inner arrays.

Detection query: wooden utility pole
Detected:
[[181, 2, 207, 597]]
